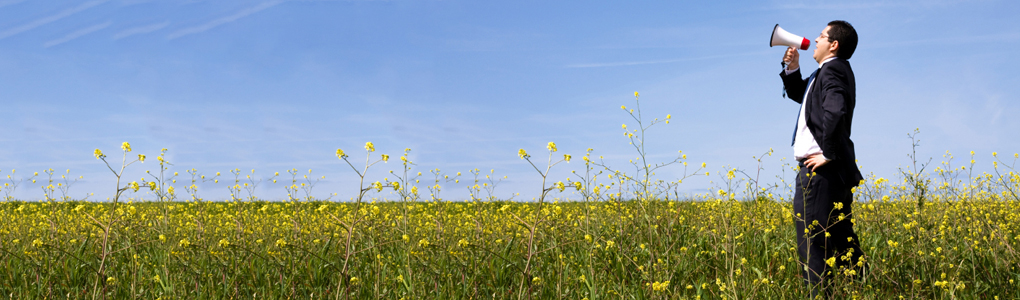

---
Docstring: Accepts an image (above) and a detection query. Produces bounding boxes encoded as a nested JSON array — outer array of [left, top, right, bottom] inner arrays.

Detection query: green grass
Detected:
[[2, 195, 1019, 299]]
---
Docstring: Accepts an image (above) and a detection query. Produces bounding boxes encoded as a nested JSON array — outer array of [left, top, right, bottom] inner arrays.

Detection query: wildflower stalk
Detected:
[[333, 143, 392, 298], [902, 128, 933, 213], [516, 143, 576, 299], [92, 142, 144, 299]]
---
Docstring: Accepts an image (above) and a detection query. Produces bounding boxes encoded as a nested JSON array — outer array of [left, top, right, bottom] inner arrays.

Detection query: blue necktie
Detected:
[[792, 69, 819, 146]]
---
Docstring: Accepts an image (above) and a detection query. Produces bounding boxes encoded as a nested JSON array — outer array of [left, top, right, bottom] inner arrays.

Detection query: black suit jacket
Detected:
[[780, 58, 864, 187]]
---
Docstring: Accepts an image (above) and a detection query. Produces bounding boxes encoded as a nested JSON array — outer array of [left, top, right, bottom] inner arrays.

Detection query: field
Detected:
[[2, 97, 1020, 299], [3, 151, 1020, 299]]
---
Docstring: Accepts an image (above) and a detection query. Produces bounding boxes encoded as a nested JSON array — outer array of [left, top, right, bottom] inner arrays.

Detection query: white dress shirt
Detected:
[[787, 57, 837, 161]]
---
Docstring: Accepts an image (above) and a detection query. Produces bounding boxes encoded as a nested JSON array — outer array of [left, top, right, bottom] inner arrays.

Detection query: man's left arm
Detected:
[[818, 66, 851, 162]]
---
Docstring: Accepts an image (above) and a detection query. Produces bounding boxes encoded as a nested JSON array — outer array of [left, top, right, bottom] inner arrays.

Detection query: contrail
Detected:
[[44, 21, 112, 48], [112, 21, 170, 40], [0, 0, 109, 39], [166, 1, 282, 40]]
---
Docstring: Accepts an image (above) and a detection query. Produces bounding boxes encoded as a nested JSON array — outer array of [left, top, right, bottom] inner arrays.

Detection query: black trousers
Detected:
[[793, 161, 865, 293]]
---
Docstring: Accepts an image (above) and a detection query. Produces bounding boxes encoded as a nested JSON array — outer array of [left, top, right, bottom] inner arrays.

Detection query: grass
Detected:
[[2, 189, 1020, 299]]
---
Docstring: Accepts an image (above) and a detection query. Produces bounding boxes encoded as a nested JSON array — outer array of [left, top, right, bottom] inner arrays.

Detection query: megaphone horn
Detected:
[[770, 24, 810, 50]]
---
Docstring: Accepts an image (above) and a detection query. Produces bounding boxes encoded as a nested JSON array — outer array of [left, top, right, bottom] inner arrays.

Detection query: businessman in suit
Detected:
[[780, 20, 866, 297]]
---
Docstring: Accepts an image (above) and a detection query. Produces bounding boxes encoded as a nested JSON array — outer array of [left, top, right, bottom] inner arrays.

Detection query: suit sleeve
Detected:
[[779, 69, 806, 104], [819, 65, 850, 161]]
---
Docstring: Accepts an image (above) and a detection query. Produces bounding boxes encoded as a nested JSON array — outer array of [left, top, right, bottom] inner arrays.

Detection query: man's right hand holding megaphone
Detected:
[[782, 46, 800, 71]]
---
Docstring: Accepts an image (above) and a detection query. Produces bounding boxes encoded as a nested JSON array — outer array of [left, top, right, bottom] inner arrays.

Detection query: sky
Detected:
[[1, 0, 1018, 202]]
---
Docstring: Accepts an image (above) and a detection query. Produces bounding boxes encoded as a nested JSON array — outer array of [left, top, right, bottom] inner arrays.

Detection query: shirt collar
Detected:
[[818, 56, 837, 68]]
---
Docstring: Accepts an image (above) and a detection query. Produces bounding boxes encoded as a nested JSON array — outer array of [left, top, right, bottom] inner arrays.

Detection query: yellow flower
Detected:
[[336, 148, 347, 159], [392, 181, 400, 191], [94, 149, 105, 159], [148, 181, 157, 191], [564, 154, 571, 162], [518, 149, 528, 159], [555, 181, 565, 192], [547, 142, 557, 152], [634, 91, 639, 98], [179, 239, 191, 247], [276, 239, 288, 247], [130, 181, 140, 192], [652, 281, 669, 292], [138, 154, 145, 162], [573, 181, 582, 190], [382, 154, 390, 162], [167, 186, 175, 195], [218, 239, 230, 248], [121, 142, 131, 152], [365, 142, 375, 152]]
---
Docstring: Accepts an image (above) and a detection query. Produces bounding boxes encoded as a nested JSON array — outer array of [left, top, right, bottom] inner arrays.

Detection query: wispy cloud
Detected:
[[112, 21, 169, 40], [43, 21, 112, 47], [0, 0, 28, 10], [565, 51, 766, 68], [166, 1, 282, 40], [0, 0, 109, 39]]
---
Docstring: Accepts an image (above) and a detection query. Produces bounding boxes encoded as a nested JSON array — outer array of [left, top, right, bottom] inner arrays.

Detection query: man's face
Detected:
[[812, 25, 837, 63]]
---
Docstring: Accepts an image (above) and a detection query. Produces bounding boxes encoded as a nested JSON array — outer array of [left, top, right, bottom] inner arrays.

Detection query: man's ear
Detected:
[[829, 40, 840, 56]]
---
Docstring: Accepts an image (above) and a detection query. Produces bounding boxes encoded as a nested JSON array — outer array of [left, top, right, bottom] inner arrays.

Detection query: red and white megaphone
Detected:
[[770, 24, 810, 50]]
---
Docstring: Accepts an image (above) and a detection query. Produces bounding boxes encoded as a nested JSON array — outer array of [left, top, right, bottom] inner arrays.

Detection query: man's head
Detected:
[[812, 20, 858, 63]]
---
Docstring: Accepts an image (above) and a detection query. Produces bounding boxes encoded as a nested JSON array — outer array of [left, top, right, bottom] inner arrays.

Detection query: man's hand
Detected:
[[783, 47, 800, 71], [804, 153, 829, 172]]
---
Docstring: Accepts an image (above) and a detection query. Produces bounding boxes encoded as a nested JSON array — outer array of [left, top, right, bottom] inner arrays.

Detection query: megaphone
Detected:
[[770, 24, 810, 50]]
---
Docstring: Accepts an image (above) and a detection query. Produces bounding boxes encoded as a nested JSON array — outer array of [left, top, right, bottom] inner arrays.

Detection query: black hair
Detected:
[[827, 20, 858, 60]]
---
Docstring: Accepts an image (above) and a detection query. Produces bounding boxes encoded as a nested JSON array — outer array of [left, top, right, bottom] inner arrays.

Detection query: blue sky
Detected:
[[1, 0, 1018, 201]]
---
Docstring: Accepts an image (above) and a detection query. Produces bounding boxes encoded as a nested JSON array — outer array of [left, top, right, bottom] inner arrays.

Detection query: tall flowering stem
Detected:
[[332, 142, 394, 297], [91, 142, 145, 298], [515, 142, 578, 298]]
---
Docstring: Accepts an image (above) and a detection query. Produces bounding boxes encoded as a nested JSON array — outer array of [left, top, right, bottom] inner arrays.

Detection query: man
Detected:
[[780, 20, 866, 298]]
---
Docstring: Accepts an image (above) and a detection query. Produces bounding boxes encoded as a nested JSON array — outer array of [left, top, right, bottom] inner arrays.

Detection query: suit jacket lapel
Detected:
[[805, 67, 821, 124]]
